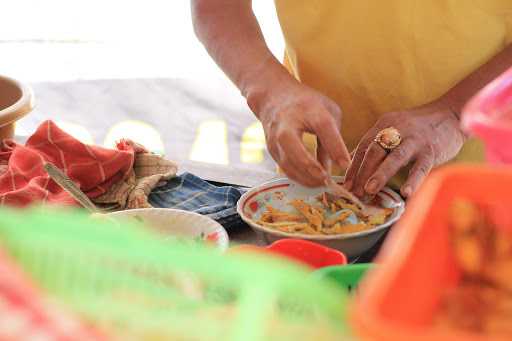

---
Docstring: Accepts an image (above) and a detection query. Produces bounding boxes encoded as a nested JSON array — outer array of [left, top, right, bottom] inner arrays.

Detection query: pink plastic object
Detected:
[[462, 67, 512, 164], [267, 239, 348, 269]]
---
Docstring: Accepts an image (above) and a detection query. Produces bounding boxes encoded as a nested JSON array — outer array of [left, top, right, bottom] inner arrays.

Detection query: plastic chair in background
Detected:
[[462, 67, 512, 164]]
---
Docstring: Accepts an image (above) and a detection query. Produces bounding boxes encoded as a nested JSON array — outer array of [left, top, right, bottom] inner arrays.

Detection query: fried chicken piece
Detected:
[[450, 199, 482, 233], [331, 223, 369, 234], [437, 282, 487, 332], [260, 205, 304, 223], [484, 229, 512, 291], [485, 258, 512, 293], [366, 208, 394, 226], [296, 224, 321, 235], [289, 199, 324, 231], [272, 223, 312, 234], [318, 192, 330, 209], [334, 199, 361, 215], [455, 237, 484, 276], [324, 211, 352, 227], [450, 199, 488, 275], [437, 199, 512, 336]]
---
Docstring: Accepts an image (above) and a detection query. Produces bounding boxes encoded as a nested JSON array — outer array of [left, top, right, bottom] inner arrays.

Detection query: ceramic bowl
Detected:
[[0, 75, 34, 140], [237, 177, 405, 259], [106, 208, 229, 251]]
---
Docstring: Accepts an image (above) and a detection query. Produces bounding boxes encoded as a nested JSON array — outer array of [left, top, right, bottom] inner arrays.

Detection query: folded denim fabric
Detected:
[[148, 172, 246, 229]]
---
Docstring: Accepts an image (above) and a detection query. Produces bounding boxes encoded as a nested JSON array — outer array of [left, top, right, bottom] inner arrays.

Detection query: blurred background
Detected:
[[0, 0, 284, 173]]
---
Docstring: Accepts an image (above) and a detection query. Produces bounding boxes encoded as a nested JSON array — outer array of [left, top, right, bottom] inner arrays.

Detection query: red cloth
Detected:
[[0, 120, 136, 207]]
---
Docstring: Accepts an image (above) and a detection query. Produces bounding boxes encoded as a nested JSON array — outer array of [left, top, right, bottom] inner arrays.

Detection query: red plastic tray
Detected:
[[229, 239, 347, 269]]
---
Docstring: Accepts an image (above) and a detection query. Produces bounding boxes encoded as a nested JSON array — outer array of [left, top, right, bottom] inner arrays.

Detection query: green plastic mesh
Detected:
[[0, 208, 353, 341]]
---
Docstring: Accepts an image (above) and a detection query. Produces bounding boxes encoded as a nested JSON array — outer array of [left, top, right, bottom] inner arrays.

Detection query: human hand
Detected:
[[345, 100, 466, 198], [250, 82, 351, 187]]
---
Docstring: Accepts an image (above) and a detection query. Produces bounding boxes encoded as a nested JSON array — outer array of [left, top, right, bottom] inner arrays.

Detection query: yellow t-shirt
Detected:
[[274, 0, 512, 187]]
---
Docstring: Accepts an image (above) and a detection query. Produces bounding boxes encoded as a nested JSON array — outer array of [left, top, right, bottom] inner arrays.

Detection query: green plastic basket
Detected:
[[313, 264, 373, 294], [0, 207, 355, 341]]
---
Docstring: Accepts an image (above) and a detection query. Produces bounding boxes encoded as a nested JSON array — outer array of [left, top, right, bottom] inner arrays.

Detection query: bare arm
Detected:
[[443, 43, 512, 117], [192, 0, 351, 186], [192, 0, 291, 111]]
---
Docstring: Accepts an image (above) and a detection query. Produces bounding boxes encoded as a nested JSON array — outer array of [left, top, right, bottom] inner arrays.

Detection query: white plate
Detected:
[[106, 208, 229, 251], [237, 177, 405, 258]]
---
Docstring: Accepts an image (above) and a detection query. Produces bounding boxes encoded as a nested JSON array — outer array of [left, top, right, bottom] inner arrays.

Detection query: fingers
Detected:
[[313, 112, 351, 169], [364, 138, 418, 195], [317, 145, 333, 175], [345, 134, 375, 190], [280, 161, 322, 187], [401, 153, 434, 198], [350, 142, 388, 198], [274, 128, 327, 186]]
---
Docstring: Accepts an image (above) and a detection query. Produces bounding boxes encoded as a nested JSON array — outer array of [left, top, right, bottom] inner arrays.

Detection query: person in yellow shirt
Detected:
[[192, 0, 512, 199]]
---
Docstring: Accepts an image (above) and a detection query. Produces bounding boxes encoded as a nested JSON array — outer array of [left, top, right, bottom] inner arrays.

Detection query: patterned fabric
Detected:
[[0, 120, 135, 206], [0, 120, 177, 208], [93, 146, 178, 210], [149, 173, 246, 229]]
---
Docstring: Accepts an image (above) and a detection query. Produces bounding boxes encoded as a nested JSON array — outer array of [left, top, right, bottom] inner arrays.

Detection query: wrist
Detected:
[[240, 57, 299, 122], [433, 94, 462, 120], [416, 99, 468, 144], [436, 101, 469, 143]]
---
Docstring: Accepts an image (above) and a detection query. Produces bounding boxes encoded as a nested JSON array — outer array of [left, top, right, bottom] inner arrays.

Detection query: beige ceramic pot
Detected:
[[0, 75, 34, 140]]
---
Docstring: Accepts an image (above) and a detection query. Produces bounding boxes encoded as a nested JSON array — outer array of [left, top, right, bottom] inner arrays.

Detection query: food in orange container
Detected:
[[351, 165, 512, 341], [435, 199, 512, 335]]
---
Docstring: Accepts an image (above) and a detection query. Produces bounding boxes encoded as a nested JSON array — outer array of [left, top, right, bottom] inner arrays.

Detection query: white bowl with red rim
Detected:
[[106, 208, 229, 251], [237, 177, 405, 259]]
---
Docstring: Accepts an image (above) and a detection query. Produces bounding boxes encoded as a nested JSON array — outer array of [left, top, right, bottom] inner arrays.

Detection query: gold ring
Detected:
[[374, 127, 402, 151]]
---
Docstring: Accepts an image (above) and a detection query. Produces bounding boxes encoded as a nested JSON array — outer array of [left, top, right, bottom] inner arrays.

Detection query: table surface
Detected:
[[178, 159, 278, 188]]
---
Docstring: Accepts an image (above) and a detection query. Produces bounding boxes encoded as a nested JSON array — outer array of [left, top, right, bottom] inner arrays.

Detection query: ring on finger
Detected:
[[374, 127, 402, 152]]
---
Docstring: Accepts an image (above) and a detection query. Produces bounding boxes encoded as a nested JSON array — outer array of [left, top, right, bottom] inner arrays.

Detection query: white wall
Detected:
[[0, 1, 284, 82]]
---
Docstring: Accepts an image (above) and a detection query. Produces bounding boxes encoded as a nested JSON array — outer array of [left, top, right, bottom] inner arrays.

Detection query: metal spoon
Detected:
[[43, 163, 100, 213], [43, 163, 124, 226]]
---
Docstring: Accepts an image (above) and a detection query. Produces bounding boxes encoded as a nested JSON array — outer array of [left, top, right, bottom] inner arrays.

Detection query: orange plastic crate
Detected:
[[351, 165, 512, 341]]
